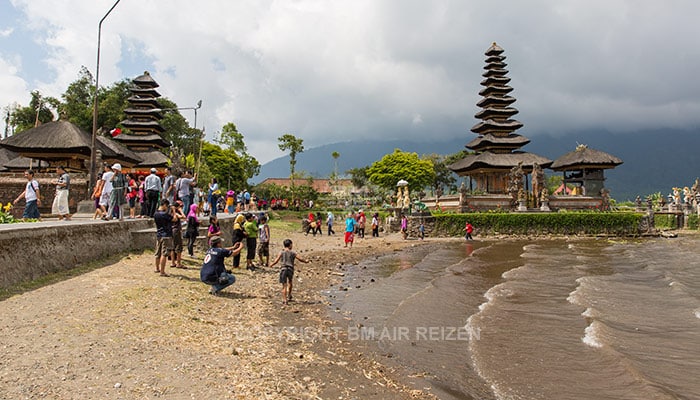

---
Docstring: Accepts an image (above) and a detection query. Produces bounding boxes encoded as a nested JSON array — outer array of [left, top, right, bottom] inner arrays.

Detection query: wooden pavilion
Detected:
[[550, 144, 623, 196]]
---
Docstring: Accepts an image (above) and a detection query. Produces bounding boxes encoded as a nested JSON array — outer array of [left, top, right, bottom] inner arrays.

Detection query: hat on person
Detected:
[[210, 236, 223, 245], [111, 163, 122, 171], [150, 168, 157, 173]]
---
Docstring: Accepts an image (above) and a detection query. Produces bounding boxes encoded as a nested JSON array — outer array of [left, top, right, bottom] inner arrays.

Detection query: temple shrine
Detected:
[[449, 43, 551, 196], [114, 71, 171, 171]]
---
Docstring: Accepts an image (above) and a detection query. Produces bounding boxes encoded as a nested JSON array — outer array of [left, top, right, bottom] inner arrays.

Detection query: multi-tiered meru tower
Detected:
[[114, 71, 171, 170], [450, 43, 551, 194]]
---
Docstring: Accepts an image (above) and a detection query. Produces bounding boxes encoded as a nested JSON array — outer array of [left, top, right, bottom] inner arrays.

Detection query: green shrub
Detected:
[[654, 214, 677, 230], [433, 212, 644, 236], [687, 214, 699, 230]]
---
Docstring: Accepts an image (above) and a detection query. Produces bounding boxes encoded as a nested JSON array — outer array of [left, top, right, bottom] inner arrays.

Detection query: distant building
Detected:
[[257, 178, 358, 196]]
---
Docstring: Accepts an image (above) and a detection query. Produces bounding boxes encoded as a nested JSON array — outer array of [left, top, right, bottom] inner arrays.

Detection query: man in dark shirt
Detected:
[[200, 236, 243, 295], [153, 199, 176, 276]]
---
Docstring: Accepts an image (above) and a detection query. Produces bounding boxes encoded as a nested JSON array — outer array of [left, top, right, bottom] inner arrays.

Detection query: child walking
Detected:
[[257, 215, 270, 267], [269, 239, 309, 305]]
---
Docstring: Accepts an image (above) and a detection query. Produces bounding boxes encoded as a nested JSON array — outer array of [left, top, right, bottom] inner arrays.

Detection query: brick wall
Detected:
[[0, 172, 89, 217]]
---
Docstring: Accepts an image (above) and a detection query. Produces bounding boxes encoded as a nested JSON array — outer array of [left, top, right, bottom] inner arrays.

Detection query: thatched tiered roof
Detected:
[[0, 120, 143, 169], [550, 144, 623, 171]]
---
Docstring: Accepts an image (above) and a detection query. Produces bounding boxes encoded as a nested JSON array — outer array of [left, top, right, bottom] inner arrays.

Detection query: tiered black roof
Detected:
[[116, 71, 169, 152], [449, 43, 551, 177]]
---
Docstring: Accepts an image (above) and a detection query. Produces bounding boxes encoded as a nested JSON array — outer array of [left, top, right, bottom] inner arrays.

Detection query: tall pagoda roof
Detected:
[[133, 149, 170, 168], [113, 133, 170, 148], [130, 87, 161, 97], [133, 71, 160, 88], [550, 144, 623, 171], [449, 152, 552, 174], [466, 133, 530, 152]]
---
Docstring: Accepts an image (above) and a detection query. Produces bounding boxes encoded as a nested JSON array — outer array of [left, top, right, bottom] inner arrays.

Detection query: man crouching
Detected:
[[200, 236, 243, 296]]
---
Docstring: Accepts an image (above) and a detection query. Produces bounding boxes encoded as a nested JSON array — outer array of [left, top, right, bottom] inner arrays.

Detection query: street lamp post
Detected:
[[157, 100, 202, 171], [89, 0, 122, 193]]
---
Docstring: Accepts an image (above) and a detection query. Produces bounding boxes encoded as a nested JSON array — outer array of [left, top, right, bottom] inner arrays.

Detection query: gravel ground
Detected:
[[0, 224, 439, 399]]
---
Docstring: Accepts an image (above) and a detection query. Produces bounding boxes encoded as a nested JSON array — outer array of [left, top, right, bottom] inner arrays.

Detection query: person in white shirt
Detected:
[[13, 169, 41, 220], [99, 164, 114, 219]]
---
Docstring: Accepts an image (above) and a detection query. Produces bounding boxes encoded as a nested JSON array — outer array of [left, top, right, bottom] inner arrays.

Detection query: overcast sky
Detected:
[[2, 0, 700, 163]]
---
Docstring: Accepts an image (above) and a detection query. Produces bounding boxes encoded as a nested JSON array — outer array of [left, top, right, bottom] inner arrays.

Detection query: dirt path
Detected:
[[0, 227, 438, 399]]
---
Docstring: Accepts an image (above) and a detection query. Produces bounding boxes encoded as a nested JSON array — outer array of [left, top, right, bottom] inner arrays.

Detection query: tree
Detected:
[[277, 133, 304, 182], [59, 66, 94, 130], [366, 149, 435, 194], [331, 151, 340, 177], [347, 166, 369, 189], [215, 122, 247, 153], [214, 122, 260, 181], [425, 153, 458, 195], [9, 91, 58, 134]]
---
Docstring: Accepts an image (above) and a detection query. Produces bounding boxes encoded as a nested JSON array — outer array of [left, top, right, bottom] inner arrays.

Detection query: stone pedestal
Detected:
[[540, 201, 550, 212], [517, 200, 527, 212]]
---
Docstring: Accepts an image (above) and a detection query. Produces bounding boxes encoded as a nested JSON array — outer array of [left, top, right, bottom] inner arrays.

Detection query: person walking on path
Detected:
[[106, 163, 127, 221], [371, 212, 379, 237], [400, 214, 408, 240], [91, 172, 104, 220], [51, 166, 72, 221], [243, 213, 259, 271], [185, 203, 200, 258], [98, 164, 113, 219], [326, 211, 335, 235], [200, 236, 242, 296], [269, 239, 309, 305], [464, 222, 474, 240], [153, 199, 177, 276], [419, 220, 425, 240], [257, 215, 271, 268], [13, 169, 41, 220], [144, 168, 162, 218], [344, 212, 356, 248]]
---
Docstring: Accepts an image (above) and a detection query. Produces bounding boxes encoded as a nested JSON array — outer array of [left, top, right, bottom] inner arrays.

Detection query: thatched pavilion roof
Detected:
[[0, 120, 144, 167], [449, 151, 552, 174], [550, 144, 623, 171]]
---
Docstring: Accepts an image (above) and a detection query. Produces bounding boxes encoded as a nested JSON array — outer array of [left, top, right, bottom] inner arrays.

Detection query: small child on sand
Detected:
[[269, 239, 309, 305]]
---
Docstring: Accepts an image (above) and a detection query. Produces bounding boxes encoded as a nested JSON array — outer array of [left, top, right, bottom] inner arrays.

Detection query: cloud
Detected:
[[3, 0, 700, 163]]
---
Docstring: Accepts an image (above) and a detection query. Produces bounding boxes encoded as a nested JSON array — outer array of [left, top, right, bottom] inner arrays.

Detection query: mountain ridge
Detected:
[[254, 128, 700, 201]]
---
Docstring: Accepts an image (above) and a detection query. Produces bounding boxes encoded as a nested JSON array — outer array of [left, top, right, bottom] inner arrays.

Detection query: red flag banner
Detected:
[[110, 128, 122, 137]]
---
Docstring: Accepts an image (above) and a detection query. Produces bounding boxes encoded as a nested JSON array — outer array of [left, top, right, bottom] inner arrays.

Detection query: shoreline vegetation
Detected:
[[1, 211, 693, 398]]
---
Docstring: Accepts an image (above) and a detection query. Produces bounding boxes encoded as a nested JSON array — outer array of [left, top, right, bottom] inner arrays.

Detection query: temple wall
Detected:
[[0, 215, 235, 290], [0, 172, 89, 218]]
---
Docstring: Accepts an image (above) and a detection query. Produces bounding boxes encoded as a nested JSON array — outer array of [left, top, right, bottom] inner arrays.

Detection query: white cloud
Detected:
[[3, 0, 700, 162]]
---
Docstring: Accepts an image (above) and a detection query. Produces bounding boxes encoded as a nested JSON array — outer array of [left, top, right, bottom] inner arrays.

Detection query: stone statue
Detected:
[[673, 187, 681, 205], [532, 163, 545, 208], [459, 181, 468, 207], [403, 187, 411, 210], [600, 188, 611, 211], [396, 187, 404, 209], [508, 162, 525, 206], [683, 186, 692, 204]]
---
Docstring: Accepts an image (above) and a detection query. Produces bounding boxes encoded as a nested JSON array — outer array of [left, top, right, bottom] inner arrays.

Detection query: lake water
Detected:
[[329, 237, 700, 399]]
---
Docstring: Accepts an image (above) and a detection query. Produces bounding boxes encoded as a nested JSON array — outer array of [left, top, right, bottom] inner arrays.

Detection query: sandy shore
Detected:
[[0, 222, 440, 399]]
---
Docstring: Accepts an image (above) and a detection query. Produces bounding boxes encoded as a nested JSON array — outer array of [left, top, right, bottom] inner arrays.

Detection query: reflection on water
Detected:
[[330, 238, 700, 400]]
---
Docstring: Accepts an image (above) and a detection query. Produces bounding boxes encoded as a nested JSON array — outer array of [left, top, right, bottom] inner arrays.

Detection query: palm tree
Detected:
[[277, 133, 305, 187]]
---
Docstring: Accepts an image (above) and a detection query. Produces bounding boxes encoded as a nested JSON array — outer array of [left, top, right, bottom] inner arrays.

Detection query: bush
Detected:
[[433, 212, 645, 236]]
